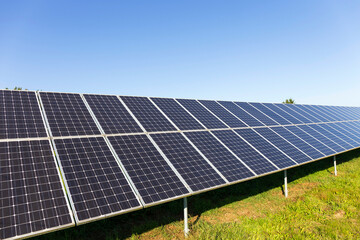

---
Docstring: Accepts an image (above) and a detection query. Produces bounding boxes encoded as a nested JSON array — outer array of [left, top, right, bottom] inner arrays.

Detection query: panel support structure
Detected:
[[334, 156, 337, 176], [184, 197, 189, 237], [284, 170, 288, 198]]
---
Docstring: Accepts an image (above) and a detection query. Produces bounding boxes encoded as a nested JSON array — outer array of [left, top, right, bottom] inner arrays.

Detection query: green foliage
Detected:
[[283, 98, 295, 104]]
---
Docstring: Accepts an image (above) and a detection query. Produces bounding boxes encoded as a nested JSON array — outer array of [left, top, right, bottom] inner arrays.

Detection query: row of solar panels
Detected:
[[1, 89, 360, 240]]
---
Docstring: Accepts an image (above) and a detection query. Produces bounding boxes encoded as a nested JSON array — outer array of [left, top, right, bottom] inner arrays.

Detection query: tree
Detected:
[[283, 98, 295, 104]]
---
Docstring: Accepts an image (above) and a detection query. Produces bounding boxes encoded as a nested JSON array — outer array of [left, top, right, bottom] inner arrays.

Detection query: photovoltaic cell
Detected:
[[199, 100, 247, 128], [308, 124, 353, 150], [234, 128, 295, 168], [249, 102, 292, 125], [0, 140, 73, 240], [303, 105, 336, 122], [54, 137, 141, 223], [0, 90, 47, 139], [254, 127, 311, 164], [285, 126, 336, 156], [218, 101, 264, 127], [150, 132, 226, 192], [294, 105, 328, 122], [151, 98, 204, 130], [212, 130, 277, 175], [274, 104, 312, 123], [108, 134, 189, 205], [270, 126, 324, 160], [40, 92, 101, 137], [262, 103, 302, 124], [234, 102, 279, 126], [84, 94, 143, 134], [176, 99, 227, 129], [337, 122, 360, 143], [322, 123, 359, 146], [296, 125, 344, 153], [289, 105, 322, 123], [184, 131, 254, 182], [120, 96, 177, 132]]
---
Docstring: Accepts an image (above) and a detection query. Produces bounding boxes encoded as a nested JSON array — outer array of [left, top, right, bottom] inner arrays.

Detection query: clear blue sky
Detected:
[[1, 1, 360, 105]]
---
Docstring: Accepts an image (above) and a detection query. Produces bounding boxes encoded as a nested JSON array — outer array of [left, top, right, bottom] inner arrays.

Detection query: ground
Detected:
[[33, 149, 360, 240]]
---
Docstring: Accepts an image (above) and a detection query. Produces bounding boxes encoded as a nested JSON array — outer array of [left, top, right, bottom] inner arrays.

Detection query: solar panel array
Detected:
[[2, 89, 360, 239]]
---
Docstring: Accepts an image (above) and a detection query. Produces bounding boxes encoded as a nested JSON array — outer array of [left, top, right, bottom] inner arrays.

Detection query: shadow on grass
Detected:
[[32, 149, 360, 240]]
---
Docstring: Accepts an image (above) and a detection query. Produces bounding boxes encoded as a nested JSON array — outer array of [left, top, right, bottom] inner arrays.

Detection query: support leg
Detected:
[[334, 156, 337, 176], [184, 197, 189, 237], [284, 170, 288, 198]]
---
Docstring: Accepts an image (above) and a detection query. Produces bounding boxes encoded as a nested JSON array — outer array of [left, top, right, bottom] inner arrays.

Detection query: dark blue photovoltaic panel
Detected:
[[302, 105, 335, 122], [176, 99, 227, 129], [234, 129, 295, 168], [234, 102, 279, 126], [254, 127, 311, 164], [0, 90, 47, 139], [151, 98, 204, 130], [40, 92, 101, 137], [308, 124, 353, 150], [345, 107, 360, 119], [332, 106, 353, 120], [289, 105, 322, 123], [295, 105, 329, 122], [270, 126, 324, 160], [320, 106, 346, 121], [322, 123, 359, 146], [0, 140, 73, 240], [184, 131, 254, 182], [199, 100, 247, 128], [262, 103, 302, 124], [274, 104, 311, 123], [317, 105, 342, 121], [296, 125, 344, 153], [249, 102, 292, 125], [120, 96, 177, 132], [108, 134, 189, 205], [150, 133, 226, 192], [285, 126, 336, 156], [347, 121, 360, 132], [337, 122, 360, 142], [212, 130, 277, 175], [54, 137, 141, 223], [84, 94, 143, 134], [218, 101, 264, 127]]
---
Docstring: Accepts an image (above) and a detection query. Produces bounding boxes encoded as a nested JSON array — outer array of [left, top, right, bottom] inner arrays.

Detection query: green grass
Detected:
[[32, 149, 360, 240]]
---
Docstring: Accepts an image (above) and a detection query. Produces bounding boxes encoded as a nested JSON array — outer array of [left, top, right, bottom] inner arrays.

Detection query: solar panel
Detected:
[[337, 122, 360, 143], [248, 102, 292, 125], [234, 128, 296, 168], [332, 106, 353, 121], [234, 102, 279, 126], [120, 96, 177, 132], [211, 130, 278, 175], [270, 126, 324, 160], [294, 105, 329, 122], [296, 125, 344, 153], [150, 132, 226, 192], [0, 140, 74, 240], [84, 94, 143, 134], [218, 101, 264, 127], [39, 92, 101, 137], [176, 99, 228, 129], [150, 98, 204, 130], [274, 104, 311, 123], [108, 134, 190, 205], [54, 137, 141, 223], [184, 131, 255, 182], [253, 127, 311, 164], [288, 104, 322, 123], [198, 100, 247, 128], [262, 103, 302, 124], [319, 106, 345, 121], [0, 90, 47, 139], [302, 105, 335, 122], [322, 123, 360, 146], [307, 124, 353, 150], [284, 126, 336, 156]]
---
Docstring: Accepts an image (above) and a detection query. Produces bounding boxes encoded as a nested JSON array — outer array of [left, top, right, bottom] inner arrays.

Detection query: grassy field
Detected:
[[33, 149, 360, 240]]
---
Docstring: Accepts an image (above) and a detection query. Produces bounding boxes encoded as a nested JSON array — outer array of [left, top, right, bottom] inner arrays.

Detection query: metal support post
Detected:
[[184, 197, 189, 237], [284, 170, 288, 198], [334, 155, 337, 176]]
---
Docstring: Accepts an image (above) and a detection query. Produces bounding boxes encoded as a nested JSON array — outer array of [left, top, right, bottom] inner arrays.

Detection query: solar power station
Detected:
[[1, 89, 360, 239]]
